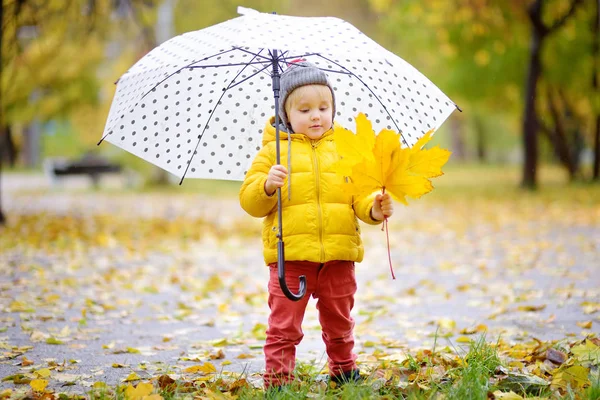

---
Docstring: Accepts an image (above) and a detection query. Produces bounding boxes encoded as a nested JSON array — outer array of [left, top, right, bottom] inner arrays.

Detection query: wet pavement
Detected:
[[0, 172, 598, 394]]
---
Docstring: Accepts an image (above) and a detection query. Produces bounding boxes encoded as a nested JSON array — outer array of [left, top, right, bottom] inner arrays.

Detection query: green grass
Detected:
[[446, 336, 501, 400], [37, 334, 597, 399], [587, 376, 600, 400]]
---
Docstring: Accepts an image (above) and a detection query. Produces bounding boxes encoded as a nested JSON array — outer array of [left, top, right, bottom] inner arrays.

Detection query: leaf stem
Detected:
[[380, 187, 395, 279]]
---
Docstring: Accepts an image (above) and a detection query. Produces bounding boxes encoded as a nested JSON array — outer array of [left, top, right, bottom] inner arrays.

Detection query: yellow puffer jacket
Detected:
[[239, 117, 381, 265]]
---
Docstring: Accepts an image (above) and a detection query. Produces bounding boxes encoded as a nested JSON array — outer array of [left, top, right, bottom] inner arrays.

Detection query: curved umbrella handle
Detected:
[[271, 51, 306, 302], [277, 241, 307, 301]]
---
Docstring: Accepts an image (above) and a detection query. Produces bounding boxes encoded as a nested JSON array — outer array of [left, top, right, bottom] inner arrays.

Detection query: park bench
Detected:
[[45, 153, 123, 188]]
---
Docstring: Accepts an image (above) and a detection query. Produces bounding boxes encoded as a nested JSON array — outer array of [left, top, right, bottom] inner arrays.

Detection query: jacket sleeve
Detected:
[[239, 144, 278, 218], [354, 192, 383, 225]]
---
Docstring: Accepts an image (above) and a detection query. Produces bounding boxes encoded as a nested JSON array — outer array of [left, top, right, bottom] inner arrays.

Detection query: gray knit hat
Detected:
[[278, 61, 336, 131]]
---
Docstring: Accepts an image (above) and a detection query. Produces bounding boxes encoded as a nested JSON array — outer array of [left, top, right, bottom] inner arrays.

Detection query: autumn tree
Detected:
[[367, 0, 592, 188], [521, 0, 584, 188], [0, 0, 156, 226], [366, 0, 529, 164]]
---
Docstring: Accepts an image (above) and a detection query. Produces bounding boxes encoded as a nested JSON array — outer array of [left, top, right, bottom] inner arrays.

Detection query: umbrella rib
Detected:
[[316, 54, 408, 146], [138, 47, 240, 102], [235, 46, 278, 63], [277, 53, 351, 75], [227, 62, 272, 90], [187, 60, 270, 69], [179, 49, 267, 184], [234, 47, 286, 76], [276, 50, 290, 73], [229, 50, 351, 76]]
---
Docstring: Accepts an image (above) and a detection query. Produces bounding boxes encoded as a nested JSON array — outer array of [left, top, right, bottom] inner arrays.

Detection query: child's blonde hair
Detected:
[[284, 84, 334, 118]]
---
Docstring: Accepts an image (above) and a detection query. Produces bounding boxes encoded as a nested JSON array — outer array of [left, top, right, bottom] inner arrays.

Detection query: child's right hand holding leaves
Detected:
[[264, 165, 288, 196]]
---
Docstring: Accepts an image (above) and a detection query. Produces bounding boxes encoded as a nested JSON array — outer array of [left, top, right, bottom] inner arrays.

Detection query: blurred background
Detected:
[[0, 0, 598, 224]]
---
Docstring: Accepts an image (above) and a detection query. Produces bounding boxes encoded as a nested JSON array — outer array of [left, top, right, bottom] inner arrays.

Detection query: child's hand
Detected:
[[371, 193, 394, 221], [264, 165, 288, 196]]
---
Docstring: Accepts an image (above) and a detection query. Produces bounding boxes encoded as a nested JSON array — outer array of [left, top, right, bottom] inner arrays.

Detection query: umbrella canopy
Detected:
[[101, 7, 458, 183]]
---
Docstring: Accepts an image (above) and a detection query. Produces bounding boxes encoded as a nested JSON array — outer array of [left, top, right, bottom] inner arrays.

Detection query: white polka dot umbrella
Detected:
[[100, 7, 459, 183], [100, 7, 459, 300]]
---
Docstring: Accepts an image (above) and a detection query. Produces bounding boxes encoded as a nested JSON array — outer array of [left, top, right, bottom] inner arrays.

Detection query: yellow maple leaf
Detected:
[[30, 379, 48, 392], [198, 362, 217, 374], [407, 130, 452, 178], [333, 114, 450, 204], [124, 382, 155, 400], [333, 113, 376, 175], [184, 362, 217, 374]]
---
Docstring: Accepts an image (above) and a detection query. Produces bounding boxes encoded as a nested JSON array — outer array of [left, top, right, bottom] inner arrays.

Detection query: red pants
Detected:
[[263, 260, 358, 388]]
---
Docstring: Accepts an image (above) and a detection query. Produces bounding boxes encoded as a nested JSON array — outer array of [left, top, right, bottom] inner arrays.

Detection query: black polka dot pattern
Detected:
[[102, 13, 456, 181]]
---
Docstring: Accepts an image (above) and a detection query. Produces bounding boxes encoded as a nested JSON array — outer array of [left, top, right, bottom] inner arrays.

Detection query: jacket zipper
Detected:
[[311, 140, 325, 262]]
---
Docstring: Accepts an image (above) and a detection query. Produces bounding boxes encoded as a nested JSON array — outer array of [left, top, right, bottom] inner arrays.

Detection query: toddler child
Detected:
[[239, 61, 394, 388]]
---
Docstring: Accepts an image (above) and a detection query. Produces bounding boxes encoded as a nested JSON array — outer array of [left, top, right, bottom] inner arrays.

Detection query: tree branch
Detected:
[[528, 0, 548, 36], [548, 0, 584, 33]]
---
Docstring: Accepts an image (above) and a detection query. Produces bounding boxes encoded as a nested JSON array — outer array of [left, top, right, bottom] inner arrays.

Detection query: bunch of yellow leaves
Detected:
[[333, 113, 451, 204]]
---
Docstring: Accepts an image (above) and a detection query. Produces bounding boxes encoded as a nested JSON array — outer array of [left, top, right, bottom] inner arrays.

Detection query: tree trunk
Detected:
[[522, 0, 583, 188], [5, 125, 17, 166], [522, 1, 545, 190], [593, 0, 600, 180], [449, 116, 466, 161], [0, 125, 16, 224], [473, 114, 487, 163], [0, 125, 17, 166], [546, 92, 577, 180]]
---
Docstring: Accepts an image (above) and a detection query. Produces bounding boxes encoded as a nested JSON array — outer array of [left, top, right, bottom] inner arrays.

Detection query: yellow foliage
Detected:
[[332, 113, 375, 175], [492, 391, 524, 400], [494, 41, 506, 55], [551, 365, 590, 390], [184, 362, 217, 374], [35, 368, 52, 378], [474, 49, 491, 67], [576, 320, 592, 329], [571, 340, 600, 366], [124, 382, 157, 400], [30, 379, 48, 392], [369, 0, 393, 13], [333, 113, 450, 205], [124, 372, 142, 382]]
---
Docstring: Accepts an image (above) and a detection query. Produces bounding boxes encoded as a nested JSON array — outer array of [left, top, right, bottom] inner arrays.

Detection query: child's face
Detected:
[[286, 85, 333, 140]]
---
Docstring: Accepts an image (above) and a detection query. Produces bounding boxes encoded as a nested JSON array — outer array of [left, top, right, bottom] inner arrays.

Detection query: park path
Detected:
[[0, 173, 598, 394]]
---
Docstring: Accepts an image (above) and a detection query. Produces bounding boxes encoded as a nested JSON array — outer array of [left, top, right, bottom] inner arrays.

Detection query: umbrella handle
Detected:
[[271, 48, 306, 302], [277, 240, 307, 301]]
